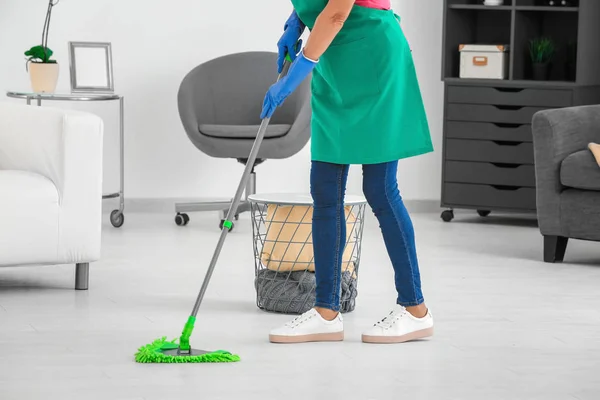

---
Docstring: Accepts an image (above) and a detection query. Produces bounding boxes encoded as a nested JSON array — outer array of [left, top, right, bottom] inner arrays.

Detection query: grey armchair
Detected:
[[532, 105, 600, 263], [175, 51, 311, 227]]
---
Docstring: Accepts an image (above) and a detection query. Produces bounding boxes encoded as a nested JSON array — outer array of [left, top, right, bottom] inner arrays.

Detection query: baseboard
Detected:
[[403, 199, 440, 213], [102, 197, 226, 214], [103, 198, 440, 214]]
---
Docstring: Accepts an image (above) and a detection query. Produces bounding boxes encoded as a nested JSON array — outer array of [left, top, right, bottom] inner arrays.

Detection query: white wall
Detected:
[[0, 0, 444, 201], [392, 0, 445, 201]]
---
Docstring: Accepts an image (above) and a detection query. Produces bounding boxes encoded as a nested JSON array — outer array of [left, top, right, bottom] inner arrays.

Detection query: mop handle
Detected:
[[190, 117, 271, 317], [178, 61, 293, 351]]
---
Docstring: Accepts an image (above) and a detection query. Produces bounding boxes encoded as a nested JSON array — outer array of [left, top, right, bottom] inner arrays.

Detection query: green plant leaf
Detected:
[[529, 37, 555, 64], [24, 45, 54, 63]]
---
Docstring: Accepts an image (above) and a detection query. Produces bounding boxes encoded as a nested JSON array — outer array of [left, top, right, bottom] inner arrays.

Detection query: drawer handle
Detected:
[[493, 123, 524, 129], [493, 105, 524, 111], [493, 88, 525, 93], [491, 163, 521, 169], [491, 185, 520, 191], [492, 140, 522, 146]]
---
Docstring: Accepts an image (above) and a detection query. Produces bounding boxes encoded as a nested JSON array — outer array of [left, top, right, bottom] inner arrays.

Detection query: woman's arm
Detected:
[[260, 0, 355, 118], [303, 0, 356, 60]]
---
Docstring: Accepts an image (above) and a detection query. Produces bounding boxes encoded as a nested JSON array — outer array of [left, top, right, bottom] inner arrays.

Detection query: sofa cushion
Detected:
[[0, 170, 60, 266], [560, 150, 600, 191], [199, 124, 291, 139]]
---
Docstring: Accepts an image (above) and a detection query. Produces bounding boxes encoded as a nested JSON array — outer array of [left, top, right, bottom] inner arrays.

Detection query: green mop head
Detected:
[[135, 337, 240, 363], [136, 317, 240, 363]]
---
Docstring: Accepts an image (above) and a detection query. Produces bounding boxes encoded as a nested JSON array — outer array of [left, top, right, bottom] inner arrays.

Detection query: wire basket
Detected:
[[249, 194, 367, 315]]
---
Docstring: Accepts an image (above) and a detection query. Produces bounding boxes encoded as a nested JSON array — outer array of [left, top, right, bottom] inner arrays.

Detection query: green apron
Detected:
[[291, 0, 433, 165]]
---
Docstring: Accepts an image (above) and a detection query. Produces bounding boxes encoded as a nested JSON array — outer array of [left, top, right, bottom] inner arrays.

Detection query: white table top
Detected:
[[6, 91, 121, 101], [248, 193, 367, 206]]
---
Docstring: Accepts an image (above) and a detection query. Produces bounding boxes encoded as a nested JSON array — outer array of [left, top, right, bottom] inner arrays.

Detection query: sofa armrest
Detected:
[[0, 103, 104, 262], [532, 105, 600, 235]]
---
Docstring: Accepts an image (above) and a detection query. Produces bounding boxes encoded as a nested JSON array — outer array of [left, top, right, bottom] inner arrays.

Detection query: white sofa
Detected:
[[0, 103, 103, 290]]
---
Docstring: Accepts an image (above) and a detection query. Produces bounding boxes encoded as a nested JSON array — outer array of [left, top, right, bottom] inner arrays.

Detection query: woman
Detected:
[[261, 0, 434, 344]]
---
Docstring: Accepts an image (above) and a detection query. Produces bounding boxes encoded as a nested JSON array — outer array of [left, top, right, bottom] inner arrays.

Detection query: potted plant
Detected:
[[529, 37, 556, 81], [25, 0, 60, 93]]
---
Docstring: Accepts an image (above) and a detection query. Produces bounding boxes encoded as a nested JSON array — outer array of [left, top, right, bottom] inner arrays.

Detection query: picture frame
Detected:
[[68, 41, 114, 93]]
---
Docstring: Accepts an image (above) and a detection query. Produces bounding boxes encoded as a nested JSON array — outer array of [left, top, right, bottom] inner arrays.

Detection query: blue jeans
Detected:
[[311, 161, 424, 312]]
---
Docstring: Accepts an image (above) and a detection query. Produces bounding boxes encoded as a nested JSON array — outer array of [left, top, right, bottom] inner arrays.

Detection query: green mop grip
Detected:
[[178, 316, 196, 352], [284, 40, 302, 64]]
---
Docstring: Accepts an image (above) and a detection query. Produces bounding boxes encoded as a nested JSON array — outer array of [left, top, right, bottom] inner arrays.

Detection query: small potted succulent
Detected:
[[25, 0, 60, 93], [529, 37, 556, 81]]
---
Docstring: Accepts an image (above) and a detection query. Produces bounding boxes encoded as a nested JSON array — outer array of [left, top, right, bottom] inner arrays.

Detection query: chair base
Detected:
[[175, 172, 256, 221], [175, 200, 252, 216]]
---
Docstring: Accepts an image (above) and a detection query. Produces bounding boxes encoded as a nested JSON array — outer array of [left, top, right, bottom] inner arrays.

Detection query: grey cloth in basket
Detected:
[[255, 269, 357, 314]]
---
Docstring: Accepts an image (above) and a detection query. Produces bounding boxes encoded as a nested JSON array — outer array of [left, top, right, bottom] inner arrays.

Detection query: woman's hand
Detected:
[[261, 0, 355, 119], [277, 11, 305, 73], [261, 52, 317, 119], [303, 0, 356, 60]]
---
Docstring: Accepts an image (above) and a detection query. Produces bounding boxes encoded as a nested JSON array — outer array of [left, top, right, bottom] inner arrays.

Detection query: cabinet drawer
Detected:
[[445, 161, 536, 187], [446, 139, 534, 164], [446, 121, 532, 142], [444, 183, 536, 210], [447, 86, 572, 107], [447, 104, 546, 124]]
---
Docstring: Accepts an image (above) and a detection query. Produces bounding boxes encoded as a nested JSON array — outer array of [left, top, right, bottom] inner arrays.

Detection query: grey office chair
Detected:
[[175, 51, 311, 228]]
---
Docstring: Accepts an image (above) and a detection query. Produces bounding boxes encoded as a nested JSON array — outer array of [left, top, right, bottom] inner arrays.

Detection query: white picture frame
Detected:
[[68, 41, 114, 93]]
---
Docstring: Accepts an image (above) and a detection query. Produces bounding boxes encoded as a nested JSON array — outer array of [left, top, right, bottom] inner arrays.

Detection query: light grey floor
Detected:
[[1, 210, 599, 400]]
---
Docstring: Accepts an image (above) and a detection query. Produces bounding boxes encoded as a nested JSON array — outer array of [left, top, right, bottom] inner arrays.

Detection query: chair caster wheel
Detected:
[[220, 219, 234, 231], [441, 210, 454, 222], [110, 210, 125, 228], [175, 213, 190, 226], [477, 210, 491, 217]]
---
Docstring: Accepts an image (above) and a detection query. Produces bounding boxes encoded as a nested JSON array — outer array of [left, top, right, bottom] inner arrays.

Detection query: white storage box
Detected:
[[459, 44, 510, 80]]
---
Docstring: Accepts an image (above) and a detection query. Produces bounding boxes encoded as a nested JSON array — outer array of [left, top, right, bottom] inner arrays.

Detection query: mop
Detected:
[[135, 58, 292, 363]]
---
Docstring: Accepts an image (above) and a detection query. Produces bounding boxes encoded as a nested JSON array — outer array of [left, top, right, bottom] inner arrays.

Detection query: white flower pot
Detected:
[[29, 62, 59, 93]]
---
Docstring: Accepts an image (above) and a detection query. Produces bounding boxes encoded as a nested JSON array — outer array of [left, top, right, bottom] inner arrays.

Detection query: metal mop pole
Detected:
[[178, 61, 291, 354]]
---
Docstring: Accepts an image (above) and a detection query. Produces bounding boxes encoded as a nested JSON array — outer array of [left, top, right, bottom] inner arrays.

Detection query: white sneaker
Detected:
[[269, 309, 344, 344], [362, 305, 434, 344]]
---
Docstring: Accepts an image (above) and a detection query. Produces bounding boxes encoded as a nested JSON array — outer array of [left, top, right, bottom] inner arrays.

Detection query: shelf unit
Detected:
[[440, 0, 600, 222]]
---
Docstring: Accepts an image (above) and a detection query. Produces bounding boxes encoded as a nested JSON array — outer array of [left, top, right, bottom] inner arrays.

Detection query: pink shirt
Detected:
[[355, 0, 391, 10]]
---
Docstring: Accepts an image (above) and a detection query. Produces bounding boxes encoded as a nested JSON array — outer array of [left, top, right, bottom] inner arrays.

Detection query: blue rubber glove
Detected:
[[261, 51, 317, 119], [277, 11, 305, 73]]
